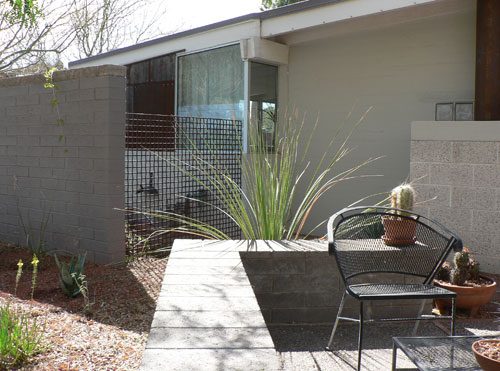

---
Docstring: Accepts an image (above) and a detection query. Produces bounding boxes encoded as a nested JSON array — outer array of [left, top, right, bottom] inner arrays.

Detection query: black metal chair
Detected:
[[325, 206, 462, 370]]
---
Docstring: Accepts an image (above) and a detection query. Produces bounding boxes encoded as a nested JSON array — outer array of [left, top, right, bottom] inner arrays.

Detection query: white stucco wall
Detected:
[[280, 10, 476, 234]]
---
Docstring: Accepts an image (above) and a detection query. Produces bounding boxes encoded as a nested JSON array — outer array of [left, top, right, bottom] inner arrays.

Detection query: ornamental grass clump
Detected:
[[149, 108, 377, 240], [0, 304, 45, 368]]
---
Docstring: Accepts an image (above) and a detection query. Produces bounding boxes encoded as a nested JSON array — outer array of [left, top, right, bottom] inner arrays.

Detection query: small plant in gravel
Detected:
[[54, 253, 87, 298], [30, 255, 39, 300], [14, 260, 23, 297], [0, 304, 46, 369]]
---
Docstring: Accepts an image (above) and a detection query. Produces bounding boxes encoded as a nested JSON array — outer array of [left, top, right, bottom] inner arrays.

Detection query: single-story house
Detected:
[[70, 0, 500, 270]]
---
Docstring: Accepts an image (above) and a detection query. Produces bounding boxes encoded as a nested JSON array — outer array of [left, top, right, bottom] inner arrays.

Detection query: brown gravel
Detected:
[[0, 244, 168, 371], [473, 339, 500, 362]]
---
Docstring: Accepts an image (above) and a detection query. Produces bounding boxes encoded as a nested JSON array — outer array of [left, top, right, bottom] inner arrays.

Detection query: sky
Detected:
[[164, 0, 263, 33], [62, 0, 264, 64]]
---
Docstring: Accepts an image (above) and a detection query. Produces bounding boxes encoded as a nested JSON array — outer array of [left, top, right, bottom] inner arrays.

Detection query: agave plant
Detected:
[[147, 108, 378, 241], [54, 253, 87, 298]]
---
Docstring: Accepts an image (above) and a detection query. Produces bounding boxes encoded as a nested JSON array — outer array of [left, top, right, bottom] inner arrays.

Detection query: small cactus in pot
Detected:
[[390, 184, 415, 216], [438, 247, 481, 286], [382, 183, 417, 246], [434, 247, 496, 315]]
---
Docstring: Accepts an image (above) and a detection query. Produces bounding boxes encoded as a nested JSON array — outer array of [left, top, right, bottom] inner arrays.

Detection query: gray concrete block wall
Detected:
[[410, 121, 500, 273], [240, 250, 428, 324], [0, 65, 126, 264]]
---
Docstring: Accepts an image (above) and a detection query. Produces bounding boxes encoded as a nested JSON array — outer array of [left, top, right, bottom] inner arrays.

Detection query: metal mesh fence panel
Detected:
[[125, 113, 242, 255]]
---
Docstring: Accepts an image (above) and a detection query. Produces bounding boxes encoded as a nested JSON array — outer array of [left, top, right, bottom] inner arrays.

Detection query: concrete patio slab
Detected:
[[141, 240, 496, 370], [151, 310, 267, 328], [161, 265, 247, 275], [140, 240, 279, 371], [141, 349, 280, 371], [147, 327, 275, 348], [166, 258, 244, 267], [160, 274, 250, 285], [168, 251, 243, 259], [155, 296, 261, 311], [159, 284, 256, 297]]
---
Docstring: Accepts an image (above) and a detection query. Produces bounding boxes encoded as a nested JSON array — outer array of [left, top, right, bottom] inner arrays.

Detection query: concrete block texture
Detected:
[[411, 140, 452, 163], [429, 163, 473, 186], [0, 66, 126, 264], [452, 141, 498, 164], [410, 137, 500, 272]]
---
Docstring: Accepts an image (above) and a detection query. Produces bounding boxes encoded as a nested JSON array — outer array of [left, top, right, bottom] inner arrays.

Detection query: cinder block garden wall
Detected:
[[410, 121, 500, 273], [0, 65, 125, 264], [241, 248, 427, 324]]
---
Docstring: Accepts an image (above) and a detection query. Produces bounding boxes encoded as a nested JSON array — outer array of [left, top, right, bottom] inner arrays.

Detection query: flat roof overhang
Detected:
[[69, 0, 475, 68]]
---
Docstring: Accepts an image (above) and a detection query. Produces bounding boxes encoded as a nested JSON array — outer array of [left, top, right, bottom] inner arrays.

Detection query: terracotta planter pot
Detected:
[[434, 275, 497, 315], [381, 215, 417, 246], [472, 339, 500, 371]]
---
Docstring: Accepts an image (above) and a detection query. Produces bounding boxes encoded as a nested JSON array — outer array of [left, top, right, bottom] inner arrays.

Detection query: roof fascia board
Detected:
[[261, 0, 439, 37], [69, 0, 443, 68], [69, 1, 347, 67], [278, 0, 474, 45], [70, 19, 261, 68]]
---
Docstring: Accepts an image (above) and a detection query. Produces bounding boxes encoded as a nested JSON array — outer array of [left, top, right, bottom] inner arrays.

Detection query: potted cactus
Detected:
[[434, 247, 497, 315], [381, 184, 417, 246]]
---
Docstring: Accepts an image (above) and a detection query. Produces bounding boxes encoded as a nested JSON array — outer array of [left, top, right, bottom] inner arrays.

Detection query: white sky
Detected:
[[167, 0, 263, 31], [63, 0, 264, 63]]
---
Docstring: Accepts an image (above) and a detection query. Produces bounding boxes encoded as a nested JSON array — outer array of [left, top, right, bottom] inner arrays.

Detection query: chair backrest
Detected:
[[327, 206, 462, 286]]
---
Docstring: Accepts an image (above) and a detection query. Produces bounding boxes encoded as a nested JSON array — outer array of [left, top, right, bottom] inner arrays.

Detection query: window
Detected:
[[177, 44, 244, 122], [250, 62, 278, 152]]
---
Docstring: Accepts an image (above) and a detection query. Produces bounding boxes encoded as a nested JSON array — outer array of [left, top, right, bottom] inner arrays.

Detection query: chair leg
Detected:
[[451, 296, 456, 336], [326, 291, 347, 350], [412, 299, 426, 336], [358, 301, 364, 371]]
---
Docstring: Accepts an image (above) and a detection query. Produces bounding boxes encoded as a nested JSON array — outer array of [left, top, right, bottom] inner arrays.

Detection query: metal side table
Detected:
[[392, 335, 500, 370]]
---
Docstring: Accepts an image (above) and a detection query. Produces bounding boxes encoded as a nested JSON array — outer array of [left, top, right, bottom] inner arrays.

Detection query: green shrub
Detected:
[[0, 304, 45, 368]]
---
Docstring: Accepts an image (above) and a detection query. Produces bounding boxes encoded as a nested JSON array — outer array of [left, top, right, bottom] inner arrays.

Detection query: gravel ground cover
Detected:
[[0, 244, 167, 371]]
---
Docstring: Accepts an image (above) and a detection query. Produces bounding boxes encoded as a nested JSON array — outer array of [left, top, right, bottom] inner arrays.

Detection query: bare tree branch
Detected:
[[70, 0, 177, 59], [0, 0, 180, 74], [0, 0, 79, 73]]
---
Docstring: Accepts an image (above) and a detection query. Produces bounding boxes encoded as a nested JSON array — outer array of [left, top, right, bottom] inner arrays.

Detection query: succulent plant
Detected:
[[390, 184, 415, 216], [436, 261, 452, 281], [438, 247, 481, 286], [54, 253, 87, 297]]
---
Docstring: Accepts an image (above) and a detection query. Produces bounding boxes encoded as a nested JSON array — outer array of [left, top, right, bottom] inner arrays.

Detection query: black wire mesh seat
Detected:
[[325, 206, 462, 371]]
